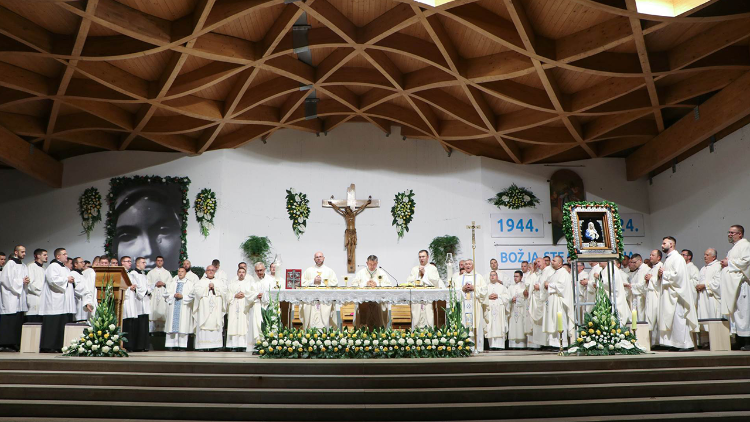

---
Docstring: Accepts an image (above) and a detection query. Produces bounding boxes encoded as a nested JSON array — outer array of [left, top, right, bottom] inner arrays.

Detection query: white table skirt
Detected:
[[272, 288, 450, 305]]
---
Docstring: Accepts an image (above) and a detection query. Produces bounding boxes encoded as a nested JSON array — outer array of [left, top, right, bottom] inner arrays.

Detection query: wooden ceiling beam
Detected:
[[627, 70, 750, 180], [0, 123, 62, 188]]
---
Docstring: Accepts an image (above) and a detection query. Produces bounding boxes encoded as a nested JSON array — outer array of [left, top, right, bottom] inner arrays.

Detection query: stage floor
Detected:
[[0, 349, 745, 363]]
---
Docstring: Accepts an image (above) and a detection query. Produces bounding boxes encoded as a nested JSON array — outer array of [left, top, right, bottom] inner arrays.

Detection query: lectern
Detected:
[[92, 266, 131, 327]]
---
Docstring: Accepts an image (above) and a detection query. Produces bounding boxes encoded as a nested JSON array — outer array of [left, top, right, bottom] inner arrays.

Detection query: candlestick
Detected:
[[632, 309, 638, 331], [556, 311, 563, 332]]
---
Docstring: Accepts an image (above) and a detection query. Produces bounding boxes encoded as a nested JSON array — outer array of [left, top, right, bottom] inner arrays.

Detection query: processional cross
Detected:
[[323, 184, 380, 273]]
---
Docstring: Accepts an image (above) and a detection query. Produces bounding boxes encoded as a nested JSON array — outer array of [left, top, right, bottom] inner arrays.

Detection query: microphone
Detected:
[[378, 266, 399, 286]]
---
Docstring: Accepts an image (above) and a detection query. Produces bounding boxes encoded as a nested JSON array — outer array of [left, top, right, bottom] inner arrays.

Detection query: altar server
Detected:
[[353, 255, 391, 328], [124, 257, 149, 352], [682, 250, 701, 327], [226, 268, 252, 351], [542, 256, 575, 347], [521, 261, 531, 281], [484, 271, 510, 349], [192, 265, 227, 350], [406, 250, 441, 329], [72, 257, 95, 322], [213, 259, 228, 282], [164, 267, 194, 350], [529, 257, 554, 348], [598, 261, 631, 323], [486, 258, 511, 288], [25, 248, 47, 323], [628, 254, 650, 321], [720, 225, 750, 351], [658, 237, 698, 351], [645, 249, 663, 345], [508, 271, 528, 348], [147, 256, 172, 332], [450, 259, 487, 352], [696, 248, 722, 346], [39, 248, 76, 352], [182, 260, 200, 284], [0, 246, 29, 351], [300, 252, 338, 329]]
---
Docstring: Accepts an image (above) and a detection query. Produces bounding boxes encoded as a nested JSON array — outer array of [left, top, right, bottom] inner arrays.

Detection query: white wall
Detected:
[[648, 123, 750, 260], [0, 123, 652, 279]]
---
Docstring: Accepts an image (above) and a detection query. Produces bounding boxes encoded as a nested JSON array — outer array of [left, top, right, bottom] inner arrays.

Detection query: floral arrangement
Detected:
[[194, 188, 217, 238], [256, 326, 473, 359], [567, 286, 644, 356], [488, 183, 540, 210], [62, 278, 128, 357], [562, 200, 624, 261], [78, 187, 102, 240], [391, 189, 415, 240], [104, 176, 191, 266], [285, 188, 310, 239]]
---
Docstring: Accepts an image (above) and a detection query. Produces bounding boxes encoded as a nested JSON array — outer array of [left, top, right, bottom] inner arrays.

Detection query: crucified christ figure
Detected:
[[328, 197, 372, 273]]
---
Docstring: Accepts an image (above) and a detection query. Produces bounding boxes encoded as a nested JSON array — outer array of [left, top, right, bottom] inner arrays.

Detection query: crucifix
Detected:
[[323, 184, 380, 273], [466, 220, 481, 351]]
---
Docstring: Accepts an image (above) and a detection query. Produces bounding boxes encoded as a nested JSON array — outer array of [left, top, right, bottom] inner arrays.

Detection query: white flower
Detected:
[[295, 194, 301, 202], [457, 341, 463, 347], [301, 338, 307, 344], [416, 339, 423, 346], [635, 343, 646, 351], [593, 316, 598, 322], [262, 341, 269, 347], [364, 340, 370, 346], [355, 340, 362, 346], [324, 340, 331, 347], [406, 338, 414, 346], [597, 344, 604, 350], [615, 343, 622, 349], [316, 340, 322, 346], [440, 337, 447, 344], [86, 341, 92, 347], [271, 340, 278, 346], [62, 346, 68, 353], [196, 211, 204, 219], [583, 341, 596, 349], [102, 346, 110, 353], [113, 335, 119, 341], [398, 338, 405, 346], [389, 339, 396, 346], [113, 346, 120, 352], [523, 195, 530, 202], [293, 341, 300, 347], [373, 340, 379, 346], [290, 188, 296, 194], [619, 340, 634, 350], [109, 324, 116, 331], [432, 339, 439, 346], [285, 340, 292, 347], [501, 196, 509, 202], [449, 339, 456, 345], [608, 345, 614, 350], [92, 345, 99, 351], [78, 347, 85, 353], [106, 340, 113, 347], [567, 346, 579, 353]]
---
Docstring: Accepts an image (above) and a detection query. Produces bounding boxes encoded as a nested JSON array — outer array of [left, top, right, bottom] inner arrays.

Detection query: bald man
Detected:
[[300, 252, 338, 329], [192, 265, 227, 350]]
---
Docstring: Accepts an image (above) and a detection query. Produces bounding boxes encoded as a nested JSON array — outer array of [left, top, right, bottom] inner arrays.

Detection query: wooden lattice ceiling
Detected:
[[2, 0, 750, 187]]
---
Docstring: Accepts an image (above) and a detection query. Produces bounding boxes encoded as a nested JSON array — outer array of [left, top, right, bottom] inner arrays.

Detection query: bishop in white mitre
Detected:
[[484, 271, 510, 349], [0, 246, 29, 351], [542, 257, 575, 347], [658, 237, 698, 350], [529, 257, 555, 348], [508, 270, 528, 349], [147, 256, 173, 332], [720, 225, 750, 350], [226, 267, 253, 350], [353, 255, 391, 329], [25, 248, 47, 323], [645, 250, 664, 345], [164, 267, 194, 349], [192, 265, 227, 350], [598, 261, 632, 324], [407, 250, 441, 329], [695, 248, 722, 345], [300, 252, 338, 329], [450, 259, 487, 352]]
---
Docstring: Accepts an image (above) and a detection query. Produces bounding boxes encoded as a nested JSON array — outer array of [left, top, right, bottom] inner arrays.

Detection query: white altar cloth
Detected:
[[273, 288, 449, 305]]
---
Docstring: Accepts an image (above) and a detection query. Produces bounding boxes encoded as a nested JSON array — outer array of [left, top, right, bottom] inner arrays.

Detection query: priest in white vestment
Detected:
[[576, 263, 592, 313], [126, 257, 150, 352], [658, 237, 698, 350], [450, 259, 487, 352], [300, 252, 338, 329], [212, 259, 229, 283], [407, 250, 441, 329], [627, 254, 649, 323], [248, 262, 276, 349], [192, 265, 227, 350], [508, 270, 528, 348], [645, 250, 664, 345], [182, 260, 201, 285], [598, 261, 631, 323], [542, 257, 575, 347], [720, 225, 750, 350], [72, 257, 96, 323], [39, 248, 76, 352], [694, 248, 722, 346], [682, 249, 701, 334], [164, 267, 194, 349], [25, 248, 47, 323], [0, 246, 29, 351], [523, 263, 540, 348], [486, 258, 511, 288], [226, 268, 253, 350], [484, 271, 510, 349], [353, 255, 391, 329], [147, 256, 172, 332], [529, 257, 555, 348]]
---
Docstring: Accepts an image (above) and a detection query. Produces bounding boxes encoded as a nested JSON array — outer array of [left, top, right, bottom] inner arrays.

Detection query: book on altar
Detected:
[[286, 269, 302, 289]]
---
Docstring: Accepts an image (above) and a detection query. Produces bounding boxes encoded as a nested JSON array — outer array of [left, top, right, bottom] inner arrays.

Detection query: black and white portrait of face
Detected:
[[112, 184, 182, 270]]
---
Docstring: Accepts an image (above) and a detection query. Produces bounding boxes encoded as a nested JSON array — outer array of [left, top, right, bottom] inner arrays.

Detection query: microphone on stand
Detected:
[[378, 266, 399, 286]]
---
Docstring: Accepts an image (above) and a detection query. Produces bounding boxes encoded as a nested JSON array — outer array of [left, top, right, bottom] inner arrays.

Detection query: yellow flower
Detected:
[[577, 338, 583, 343], [321, 347, 326, 352], [625, 331, 630, 336], [268, 332, 275, 337], [298, 347, 303, 352], [427, 346, 432, 350], [322, 333, 327, 339], [97, 331, 102, 336], [297, 333, 302, 338], [287, 347, 293, 352], [588, 322, 593, 327], [580, 331, 586, 337], [365, 347, 369, 351], [352, 333, 357, 338], [406, 346, 411, 351], [345, 348, 350, 352], [259, 350, 265, 355], [89, 333, 94, 338], [374, 348, 380, 353], [279, 333, 284, 338], [276, 346, 282, 350], [595, 330, 601, 336], [631, 339, 636, 343], [308, 347, 313, 352], [617, 329, 622, 334], [334, 347, 338, 352], [267, 348, 272, 353], [314, 333, 318, 339], [305, 333, 310, 338], [611, 329, 616, 334], [588, 329, 594, 334], [394, 346, 399, 350], [104, 333, 110, 339], [381, 333, 386, 338], [458, 346, 462, 350]]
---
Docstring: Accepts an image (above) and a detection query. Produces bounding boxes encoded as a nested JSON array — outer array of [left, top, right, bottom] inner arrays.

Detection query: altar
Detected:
[[274, 288, 450, 329]]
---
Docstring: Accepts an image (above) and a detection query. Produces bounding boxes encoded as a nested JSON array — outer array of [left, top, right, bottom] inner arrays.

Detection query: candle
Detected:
[[632, 309, 638, 331], [556, 311, 563, 332]]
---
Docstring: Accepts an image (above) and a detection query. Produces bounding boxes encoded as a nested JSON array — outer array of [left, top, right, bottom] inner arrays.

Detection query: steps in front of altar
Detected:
[[0, 353, 749, 420]]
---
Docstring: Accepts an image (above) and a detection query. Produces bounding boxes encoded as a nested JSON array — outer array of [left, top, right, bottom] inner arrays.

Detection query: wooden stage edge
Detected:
[[0, 349, 745, 364]]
